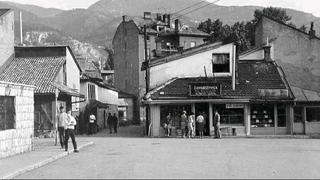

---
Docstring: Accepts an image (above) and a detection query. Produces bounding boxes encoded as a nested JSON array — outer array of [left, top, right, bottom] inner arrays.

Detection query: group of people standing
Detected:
[[107, 113, 119, 134], [164, 110, 221, 139], [57, 106, 79, 153]]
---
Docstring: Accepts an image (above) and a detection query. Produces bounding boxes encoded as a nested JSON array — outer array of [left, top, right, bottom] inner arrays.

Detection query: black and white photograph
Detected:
[[0, 0, 320, 179]]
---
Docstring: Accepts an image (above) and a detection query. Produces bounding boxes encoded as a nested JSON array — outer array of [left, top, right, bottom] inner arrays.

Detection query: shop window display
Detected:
[[217, 107, 244, 126], [251, 104, 274, 128], [160, 105, 192, 128]]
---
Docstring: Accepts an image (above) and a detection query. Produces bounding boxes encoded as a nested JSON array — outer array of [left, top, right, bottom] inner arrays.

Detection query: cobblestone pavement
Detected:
[[15, 127, 320, 179]]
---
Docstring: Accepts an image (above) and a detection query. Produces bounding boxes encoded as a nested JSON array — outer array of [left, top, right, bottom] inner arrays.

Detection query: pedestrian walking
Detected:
[[165, 113, 172, 137], [112, 113, 119, 134], [214, 110, 221, 139], [65, 110, 79, 153], [107, 112, 113, 134], [58, 106, 68, 148], [88, 112, 96, 135], [180, 111, 188, 138], [196, 113, 205, 138], [187, 112, 195, 138]]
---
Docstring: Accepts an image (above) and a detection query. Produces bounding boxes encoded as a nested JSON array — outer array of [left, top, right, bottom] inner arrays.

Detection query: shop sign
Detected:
[[226, 104, 244, 109], [189, 83, 221, 97]]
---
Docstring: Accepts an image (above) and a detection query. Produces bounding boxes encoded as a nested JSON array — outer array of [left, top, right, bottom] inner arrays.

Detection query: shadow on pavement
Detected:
[[78, 125, 146, 138]]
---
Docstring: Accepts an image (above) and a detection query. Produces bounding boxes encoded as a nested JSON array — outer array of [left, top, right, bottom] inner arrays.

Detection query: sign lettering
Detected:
[[189, 83, 221, 97]]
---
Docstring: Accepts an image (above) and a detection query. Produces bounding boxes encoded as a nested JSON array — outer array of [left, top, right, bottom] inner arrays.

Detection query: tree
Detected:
[[253, 7, 292, 24], [198, 18, 225, 42]]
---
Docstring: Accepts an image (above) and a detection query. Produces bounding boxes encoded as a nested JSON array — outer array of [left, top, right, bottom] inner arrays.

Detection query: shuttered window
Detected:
[[0, 96, 15, 130]]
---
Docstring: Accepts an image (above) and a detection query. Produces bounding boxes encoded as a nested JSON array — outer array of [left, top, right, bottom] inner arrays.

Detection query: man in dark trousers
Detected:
[[213, 110, 221, 139], [112, 113, 119, 134], [65, 110, 79, 153], [58, 106, 68, 148], [107, 113, 113, 134], [88, 112, 96, 135]]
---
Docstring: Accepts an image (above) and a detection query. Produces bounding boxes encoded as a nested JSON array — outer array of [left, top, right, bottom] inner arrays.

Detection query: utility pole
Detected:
[[144, 25, 150, 136]]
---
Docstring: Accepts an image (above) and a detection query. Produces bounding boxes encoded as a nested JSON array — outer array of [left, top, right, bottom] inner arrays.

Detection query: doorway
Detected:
[[195, 103, 210, 136]]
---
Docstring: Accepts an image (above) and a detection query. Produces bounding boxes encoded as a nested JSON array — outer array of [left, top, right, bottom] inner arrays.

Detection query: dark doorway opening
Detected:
[[195, 103, 210, 136]]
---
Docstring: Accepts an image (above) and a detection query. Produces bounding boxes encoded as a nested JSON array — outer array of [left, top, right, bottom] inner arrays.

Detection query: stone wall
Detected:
[[0, 81, 35, 159]]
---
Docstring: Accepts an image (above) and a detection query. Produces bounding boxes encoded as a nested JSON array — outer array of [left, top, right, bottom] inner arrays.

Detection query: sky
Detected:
[[3, 0, 320, 17]]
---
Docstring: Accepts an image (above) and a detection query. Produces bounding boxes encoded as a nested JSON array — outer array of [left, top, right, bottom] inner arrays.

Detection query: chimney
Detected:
[[122, 15, 126, 22], [156, 13, 162, 21], [19, 11, 23, 45], [144, 12, 151, 20], [167, 14, 171, 28], [263, 45, 272, 61], [309, 22, 316, 38], [174, 19, 180, 32]]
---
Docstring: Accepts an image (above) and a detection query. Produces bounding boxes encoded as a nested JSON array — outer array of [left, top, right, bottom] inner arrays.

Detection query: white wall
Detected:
[[0, 10, 14, 68], [66, 48, 80, 112], [149, 43, 235, 89], [98, 86, 118, 105]]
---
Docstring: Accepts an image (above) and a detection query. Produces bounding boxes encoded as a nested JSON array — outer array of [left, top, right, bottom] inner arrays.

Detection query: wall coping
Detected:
[[0, 81, 36, 89]]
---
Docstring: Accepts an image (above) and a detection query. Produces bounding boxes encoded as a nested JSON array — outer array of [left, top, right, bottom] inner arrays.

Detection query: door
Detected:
[[195, 103, 210, 136]]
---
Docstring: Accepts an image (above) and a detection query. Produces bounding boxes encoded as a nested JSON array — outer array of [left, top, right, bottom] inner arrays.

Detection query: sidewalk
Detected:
[[0, 137, 94, 179]]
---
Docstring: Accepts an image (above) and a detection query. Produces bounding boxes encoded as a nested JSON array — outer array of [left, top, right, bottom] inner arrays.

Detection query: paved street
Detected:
[[15, 128, 320, 179]]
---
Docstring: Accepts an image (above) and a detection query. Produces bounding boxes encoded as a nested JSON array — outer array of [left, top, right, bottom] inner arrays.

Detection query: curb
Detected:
[[1, 141, 94, 179]]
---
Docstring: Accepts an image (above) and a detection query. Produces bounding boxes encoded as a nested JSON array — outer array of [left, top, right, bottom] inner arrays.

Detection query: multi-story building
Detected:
[[240, 15, 320, 135], [112, 12, 209, 122]]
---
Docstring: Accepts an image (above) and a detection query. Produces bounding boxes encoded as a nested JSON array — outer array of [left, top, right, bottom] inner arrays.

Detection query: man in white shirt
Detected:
[[65, 110, 79, 153], [58, 106, 68, 148], [88, 113, 96, 135]]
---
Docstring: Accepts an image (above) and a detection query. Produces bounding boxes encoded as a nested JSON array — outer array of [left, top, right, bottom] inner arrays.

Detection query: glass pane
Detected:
[[277, 105, 286, 127], [251, 104, 274, 128], [306, 108, 320, 122], [294, 107, 303, 123]]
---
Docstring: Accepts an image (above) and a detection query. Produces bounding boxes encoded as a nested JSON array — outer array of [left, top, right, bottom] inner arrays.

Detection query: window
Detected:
[[88, 84, 96, 100], [294, 107, 303, 123], [306, 107, 320, 122], [251, 104, 274, 128], [212, 53, 230, 73], [0, 96, 15, 130], [214, 104, 244, 126], [63, 63, 67, 85], [277, 105, 286, 127], [190, 41, 196, 48], [160, 105, 192, 128]]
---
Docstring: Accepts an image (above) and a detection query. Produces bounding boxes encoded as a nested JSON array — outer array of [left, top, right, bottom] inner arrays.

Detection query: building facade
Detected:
[[0, 46, 83, 137], [0, 81, 35, 158], [142, 42, 294, 137], [242, 15, 320, 135], [112, 12, 209, 122]]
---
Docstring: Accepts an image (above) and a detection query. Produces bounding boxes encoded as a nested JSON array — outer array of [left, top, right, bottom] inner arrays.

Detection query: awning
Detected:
[[291, 86, 320, 102], [52, 83, 85, 98]]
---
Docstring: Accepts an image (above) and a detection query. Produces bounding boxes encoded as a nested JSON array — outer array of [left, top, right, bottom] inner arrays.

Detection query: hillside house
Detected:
[[240, 15, 320, 135], [142, 42, 294, 137], [0, 46, 84, 137], [112, 12, 209, 122], [77, 58, 119, 134]]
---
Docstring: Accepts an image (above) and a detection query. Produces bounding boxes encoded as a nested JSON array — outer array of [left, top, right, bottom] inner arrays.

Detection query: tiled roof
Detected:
[[0, 56, 65, 94], [149, 61, 291, 100], [0, 9, 10, 17], [77, 58, 102, 80]]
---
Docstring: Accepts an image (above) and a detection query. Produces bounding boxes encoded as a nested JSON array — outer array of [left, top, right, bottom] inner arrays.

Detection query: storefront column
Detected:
[[209, 103, 213, 136], [244, 104, 251, 136], [287, 105, 294, 135], [274, 104, 278, 135], [191, 104, 195, 114], [150, 105, 160, 137], [302, 106, 307, 134]]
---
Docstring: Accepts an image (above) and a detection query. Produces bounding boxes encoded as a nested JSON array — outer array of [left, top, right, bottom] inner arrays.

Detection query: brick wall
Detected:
[[0, 81, 35, 159]]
